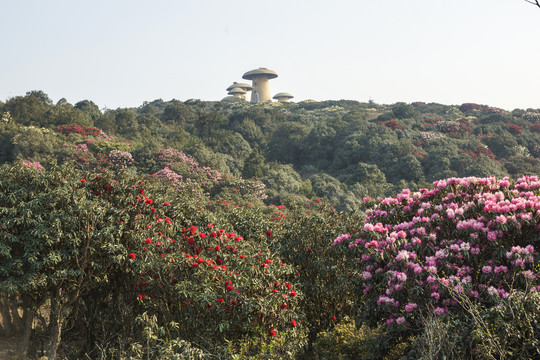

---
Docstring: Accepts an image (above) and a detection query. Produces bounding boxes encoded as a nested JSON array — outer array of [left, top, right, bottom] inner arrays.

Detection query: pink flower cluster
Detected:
[[153, 167, 182, 184], [335, 176, 540, 329], [108, 150, 134, 170], [22, 160, 44, 172], [155, 148, 224, 193]]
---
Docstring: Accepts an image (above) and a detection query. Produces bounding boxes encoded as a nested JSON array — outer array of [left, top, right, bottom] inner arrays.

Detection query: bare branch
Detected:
[[524, 0, 540, 8]]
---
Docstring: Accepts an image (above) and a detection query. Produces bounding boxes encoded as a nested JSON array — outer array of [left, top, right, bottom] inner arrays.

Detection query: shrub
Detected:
[[0, 164, 305, 358], [335, 176, 540, 358], [311, 317, 377, 360]]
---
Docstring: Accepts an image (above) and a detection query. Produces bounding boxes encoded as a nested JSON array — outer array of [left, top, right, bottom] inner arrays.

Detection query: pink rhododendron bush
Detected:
[[335, 176, 540, 358]]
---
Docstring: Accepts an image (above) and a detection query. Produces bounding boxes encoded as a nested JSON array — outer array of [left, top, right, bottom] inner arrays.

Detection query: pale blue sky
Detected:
[[1, 0, 539, 110]]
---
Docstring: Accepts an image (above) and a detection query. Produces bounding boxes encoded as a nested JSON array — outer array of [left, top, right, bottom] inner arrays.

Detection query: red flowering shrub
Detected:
[[117, 179, 307, 355], [56, 123, 114, 140], [460, 146, 496, 160], [508, 124, 523, 134], [129, 221, 303, 347], [377, 119, 402, 130], [0, 164, 305, 358]]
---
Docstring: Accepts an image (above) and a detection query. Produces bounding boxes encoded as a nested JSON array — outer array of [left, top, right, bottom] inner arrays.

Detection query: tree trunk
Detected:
[[17, 306, 34, 356], [45, 297, 64, 360], [0, 297, 13, 335], [11, 299, 24, 332]]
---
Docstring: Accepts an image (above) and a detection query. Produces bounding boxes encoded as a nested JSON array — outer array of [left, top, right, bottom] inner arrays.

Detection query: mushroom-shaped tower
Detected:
[[242, 67, 278, 103], [273, 92, 294, 103], [226, 82, 252, 100], [228, 87, 247, 99]]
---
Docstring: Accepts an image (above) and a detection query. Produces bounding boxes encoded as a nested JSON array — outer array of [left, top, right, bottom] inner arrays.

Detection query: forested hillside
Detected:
[[1, 91, 539, 210], [0, 91, 539, 359]]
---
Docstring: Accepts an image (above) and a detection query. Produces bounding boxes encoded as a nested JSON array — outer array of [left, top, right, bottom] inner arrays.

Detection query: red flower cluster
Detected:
[[508, 123, 523, 134], [460, 146, 496, 160], [56, 123, 111, 139], [378, 119, 402, 130]]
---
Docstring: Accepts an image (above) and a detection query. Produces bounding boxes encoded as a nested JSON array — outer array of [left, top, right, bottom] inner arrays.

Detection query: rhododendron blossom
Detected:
[[334, 175, 540, 342]]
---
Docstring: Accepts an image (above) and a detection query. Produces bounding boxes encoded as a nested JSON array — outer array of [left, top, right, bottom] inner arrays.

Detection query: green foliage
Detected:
[[74, 99, 102, 122], [229, 327, 307, 360], [392, 102, 419, 120], [3, 91, 53, 126], [272, 200, 363, 352], [266, 122, 311, 165], [471, 289, 540, 359], [3, 92, 540, 202], [242, 148, 266, 179], [11, 126, 58, 162], [312, 317, 377, 360], [161, 100, 193, 125], [263, 164, 304, 204]]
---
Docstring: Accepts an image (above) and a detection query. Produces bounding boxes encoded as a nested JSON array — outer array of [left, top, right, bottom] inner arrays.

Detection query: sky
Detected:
[[1, 0, 539, 111]]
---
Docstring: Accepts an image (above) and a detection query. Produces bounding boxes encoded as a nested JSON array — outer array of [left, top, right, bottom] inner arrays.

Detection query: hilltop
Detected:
[[1, 91, 538, 210]]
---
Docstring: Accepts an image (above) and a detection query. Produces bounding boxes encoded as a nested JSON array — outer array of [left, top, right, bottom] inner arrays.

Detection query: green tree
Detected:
[[161, 99, 192, 125], [0, 165, 123, 357], [113, 108, 139, 138], [392, 102, 419, 119], [74, 100, 102, 122], [266, 123, 311, 165], [212, 130, 252, 160], [230, 117, 265, 149], [299, 124, 337, 170], [263, 163, 304, 203], [338, 162, 391, 198], [3, 91, 53, 126], [185, 99, 229, 144], [11, 126, 59, 162], [242, 148, 266, 179]]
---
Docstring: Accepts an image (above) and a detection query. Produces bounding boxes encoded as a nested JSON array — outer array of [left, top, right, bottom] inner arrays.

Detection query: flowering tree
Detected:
[[0, 164, 121, 357], [0, 163, 304, 358], [335, 176, 540, 358]]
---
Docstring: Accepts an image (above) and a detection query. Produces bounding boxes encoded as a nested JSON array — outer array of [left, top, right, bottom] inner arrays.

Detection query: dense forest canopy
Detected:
[[0, 91, 538, 211]]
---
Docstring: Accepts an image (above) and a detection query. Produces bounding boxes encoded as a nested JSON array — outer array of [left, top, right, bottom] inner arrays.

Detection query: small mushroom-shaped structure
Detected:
[[242, 67, 278, 103], [228, 87, 247, 99], [226, 82, 252, 100], [226, 82, 253, 92], [273, 92, 294, 103], [221, 96, 236, 102]]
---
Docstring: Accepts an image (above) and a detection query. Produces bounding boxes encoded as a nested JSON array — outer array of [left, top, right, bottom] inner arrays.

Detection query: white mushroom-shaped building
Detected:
[[226, 82, 252, 100], [273, 92, 294, 103], [228, 87, 247, 99], [242, 67, 278, 103]]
